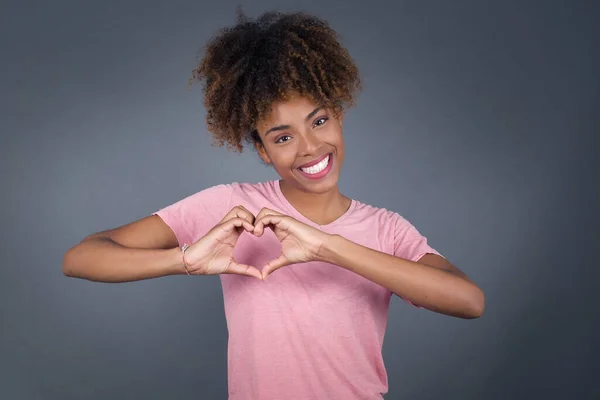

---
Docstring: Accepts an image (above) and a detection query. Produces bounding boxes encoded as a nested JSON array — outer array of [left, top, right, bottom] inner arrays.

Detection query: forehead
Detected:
[[260, 96, 321, 126]]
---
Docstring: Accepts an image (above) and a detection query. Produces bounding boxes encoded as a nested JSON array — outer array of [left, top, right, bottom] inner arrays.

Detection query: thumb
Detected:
[[226, 260, 263, 280], [261, 254, 290, 280]]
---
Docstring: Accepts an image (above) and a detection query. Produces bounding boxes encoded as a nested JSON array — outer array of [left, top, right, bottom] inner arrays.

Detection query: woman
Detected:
[[63, 9, 485, 400]]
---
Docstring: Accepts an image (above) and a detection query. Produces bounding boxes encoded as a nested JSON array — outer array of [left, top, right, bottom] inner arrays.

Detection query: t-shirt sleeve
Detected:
[[392, 213, 443, 307], [393, 213, 442, 262], [152, 184, 234, 247]]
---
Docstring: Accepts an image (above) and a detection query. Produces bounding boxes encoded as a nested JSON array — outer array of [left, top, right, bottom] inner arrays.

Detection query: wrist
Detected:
[[168, 246, 188, 275], [318, 234, 345, 264]]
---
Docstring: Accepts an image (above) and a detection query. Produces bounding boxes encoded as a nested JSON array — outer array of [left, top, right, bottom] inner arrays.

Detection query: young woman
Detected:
[[63, 10, 485, 400]]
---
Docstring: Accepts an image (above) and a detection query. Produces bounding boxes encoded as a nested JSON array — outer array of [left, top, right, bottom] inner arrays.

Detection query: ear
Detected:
[[336, 109, 344, 128], [254, 141, 271, 164]]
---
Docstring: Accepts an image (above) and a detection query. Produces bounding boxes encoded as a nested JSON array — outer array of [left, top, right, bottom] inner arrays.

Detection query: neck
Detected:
[[279, 179, 351, 226]]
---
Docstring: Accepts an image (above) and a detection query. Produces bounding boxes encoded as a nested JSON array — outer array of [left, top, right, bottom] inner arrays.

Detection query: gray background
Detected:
[[1, 0, 598, 399]]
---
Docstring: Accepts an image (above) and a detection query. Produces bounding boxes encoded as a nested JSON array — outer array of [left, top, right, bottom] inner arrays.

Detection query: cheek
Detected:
[[327, 129, 344, 149], [268, 148, 297, 171]]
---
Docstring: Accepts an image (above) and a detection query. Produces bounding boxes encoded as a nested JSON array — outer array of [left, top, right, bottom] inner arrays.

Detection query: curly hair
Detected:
[[189, 8, 362, 152]]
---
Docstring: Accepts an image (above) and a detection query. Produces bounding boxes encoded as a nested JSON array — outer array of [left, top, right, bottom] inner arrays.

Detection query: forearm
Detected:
[[321, 235, 484, 319], [63, 237, 185, 283]]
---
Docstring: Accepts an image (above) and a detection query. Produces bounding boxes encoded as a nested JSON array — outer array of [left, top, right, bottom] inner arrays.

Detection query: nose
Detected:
[[297, 131, 320, 156]]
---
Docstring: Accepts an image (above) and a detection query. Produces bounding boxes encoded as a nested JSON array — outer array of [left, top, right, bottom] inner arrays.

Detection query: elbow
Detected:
[[464, 286, 485, 319], [62, 234, 96, 278], [62, 246, 78, 278]]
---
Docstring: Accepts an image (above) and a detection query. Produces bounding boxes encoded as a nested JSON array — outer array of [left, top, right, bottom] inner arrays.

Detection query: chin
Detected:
[[294, 158, 342, 194], [299, 179, 338, 194]]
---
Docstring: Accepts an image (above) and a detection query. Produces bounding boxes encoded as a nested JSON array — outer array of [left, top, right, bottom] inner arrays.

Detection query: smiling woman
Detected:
[[62, 8, 484, 400]]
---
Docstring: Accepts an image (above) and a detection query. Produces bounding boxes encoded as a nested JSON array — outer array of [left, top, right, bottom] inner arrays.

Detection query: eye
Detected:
[[275, 135, 292, 144], [314, 117, 329, 127]]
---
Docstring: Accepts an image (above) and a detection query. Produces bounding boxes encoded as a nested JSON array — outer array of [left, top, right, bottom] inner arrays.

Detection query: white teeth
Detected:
[[300, 155, 330, 174]]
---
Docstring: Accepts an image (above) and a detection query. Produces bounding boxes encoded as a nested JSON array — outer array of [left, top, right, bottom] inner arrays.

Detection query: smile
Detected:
[[296, 153, 334, 180], [300, 154, 330, 174]]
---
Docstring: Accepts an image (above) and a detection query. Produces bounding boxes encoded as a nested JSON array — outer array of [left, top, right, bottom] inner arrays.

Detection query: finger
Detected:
[[220, 217, 255, 233], [254, 208, 285, 235], [221, 205, 256, 226], [254, 214, 284, 237], [261, 254, 290, 280], [254, 207, 282, 224], [225, 260, 263, 280], [235, 205, 256, 225]]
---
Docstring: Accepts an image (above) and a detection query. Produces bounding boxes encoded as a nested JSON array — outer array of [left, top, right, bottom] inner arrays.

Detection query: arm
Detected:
[[62, 215, 187, 283], [320, 235, 485, 319]]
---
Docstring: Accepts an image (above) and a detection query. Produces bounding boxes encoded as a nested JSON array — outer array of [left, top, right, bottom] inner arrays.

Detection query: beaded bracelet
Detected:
[[181, 244, 191, 275]]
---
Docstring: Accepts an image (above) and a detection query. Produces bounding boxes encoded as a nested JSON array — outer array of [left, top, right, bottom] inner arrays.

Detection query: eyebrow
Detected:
[[264, 106, 324, 136]]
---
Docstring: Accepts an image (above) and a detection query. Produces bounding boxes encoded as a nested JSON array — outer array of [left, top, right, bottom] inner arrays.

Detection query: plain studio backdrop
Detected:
[[1, 1, 598, 399]]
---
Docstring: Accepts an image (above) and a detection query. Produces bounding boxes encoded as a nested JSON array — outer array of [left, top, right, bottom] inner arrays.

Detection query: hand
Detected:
[[183, 205, 262, 280], [253, 207, 331, 279]]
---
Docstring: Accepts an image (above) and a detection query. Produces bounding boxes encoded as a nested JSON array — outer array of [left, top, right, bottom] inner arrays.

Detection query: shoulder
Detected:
[[229, 180, 275, 196], [178, 182, 235, 206], [161, 180, 277, 209], [347, 199, 427, 241], [227, 180, 282, 213], [155, 183, 235, 216], [338, 199, 419, 255], [174, 180, 275, 206], [349, 199, 407, 227], [226, 180, 278, 202]]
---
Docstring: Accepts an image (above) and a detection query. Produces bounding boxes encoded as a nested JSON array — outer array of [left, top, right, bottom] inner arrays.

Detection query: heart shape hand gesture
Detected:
[[181, 205, 331, 280]]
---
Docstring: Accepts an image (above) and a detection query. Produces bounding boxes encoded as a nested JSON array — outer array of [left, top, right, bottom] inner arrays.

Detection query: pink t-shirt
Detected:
[[154, 180, 440, 400]]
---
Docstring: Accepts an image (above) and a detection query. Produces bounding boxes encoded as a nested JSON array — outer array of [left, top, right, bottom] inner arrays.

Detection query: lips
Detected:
[[297, 153, 330, 169]]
